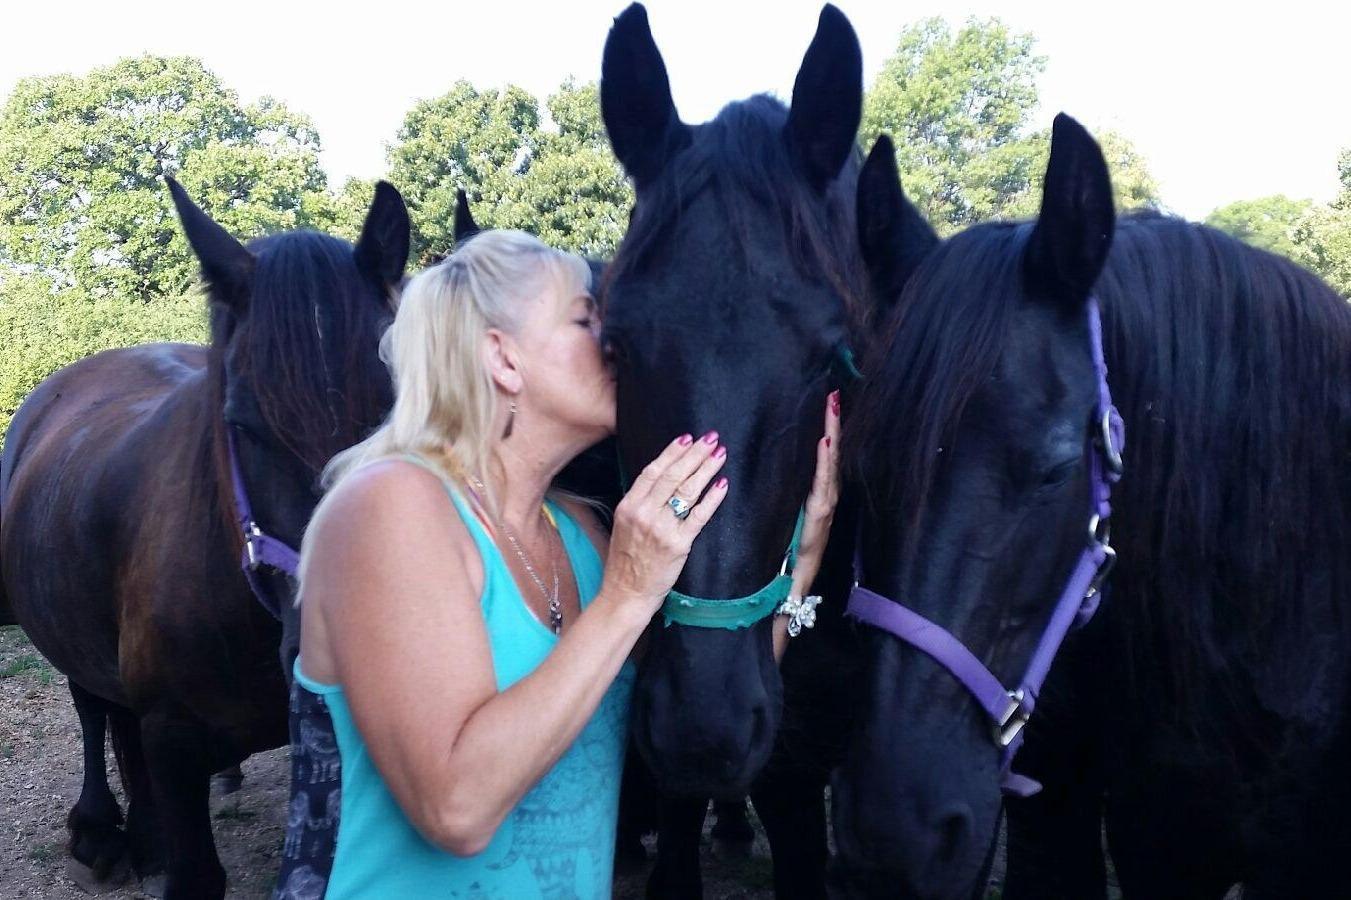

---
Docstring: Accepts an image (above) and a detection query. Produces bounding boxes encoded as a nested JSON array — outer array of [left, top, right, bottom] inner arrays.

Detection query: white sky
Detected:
[[2, 0, 1348, 220]]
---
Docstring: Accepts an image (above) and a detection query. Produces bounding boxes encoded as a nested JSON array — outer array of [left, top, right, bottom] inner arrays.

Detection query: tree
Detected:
[[386, 81, 540, 265], [0, 272, 206, 449], [495, 80, 633, 257], [1286, 147, 1351, 298], [998, 128, 1161, 221], [1204, 196, 1312, 258], [860, 17, 1046, 232], [386, 79, 631, 263], [0, 56, 338, 299], [1292, 205, 1351, 298]]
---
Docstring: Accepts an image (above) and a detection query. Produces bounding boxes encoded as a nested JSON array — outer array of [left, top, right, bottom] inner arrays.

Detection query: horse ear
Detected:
[[453, 188, 481, 243], [785, 5, 863, 192], [1025, 114, 1115, 304], [857, 135, 938, 309], [601, 3, 691, 186], [354, 181, 411, 290], [165, 176, 254, 304]]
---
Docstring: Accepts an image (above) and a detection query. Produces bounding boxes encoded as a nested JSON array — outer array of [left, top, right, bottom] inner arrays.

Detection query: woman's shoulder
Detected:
[[307, 458, 483, 580]]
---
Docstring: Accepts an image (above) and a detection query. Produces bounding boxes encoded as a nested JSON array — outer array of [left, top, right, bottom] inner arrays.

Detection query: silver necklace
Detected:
[[470, 477, 563, 634]]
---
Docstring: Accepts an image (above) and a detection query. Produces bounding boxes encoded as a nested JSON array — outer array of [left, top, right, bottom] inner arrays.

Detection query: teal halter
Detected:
[[661, 507, 805, 629], [627, 341, 857, 631]]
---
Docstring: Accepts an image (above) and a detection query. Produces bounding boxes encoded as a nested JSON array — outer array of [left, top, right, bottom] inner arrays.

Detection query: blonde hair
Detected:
[[319, 228, 592, 501]]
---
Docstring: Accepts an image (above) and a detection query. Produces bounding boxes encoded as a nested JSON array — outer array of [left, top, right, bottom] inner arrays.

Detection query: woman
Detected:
[[284, 229, 840, 898]]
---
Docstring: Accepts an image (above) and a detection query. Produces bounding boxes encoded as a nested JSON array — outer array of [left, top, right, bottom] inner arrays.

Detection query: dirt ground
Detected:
[[0, 623, 1032, 899], [0, 624, 783, 898]]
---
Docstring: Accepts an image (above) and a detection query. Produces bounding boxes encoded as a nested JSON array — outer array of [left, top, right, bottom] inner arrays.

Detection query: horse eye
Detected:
[[1040, 459, 1079, 489]]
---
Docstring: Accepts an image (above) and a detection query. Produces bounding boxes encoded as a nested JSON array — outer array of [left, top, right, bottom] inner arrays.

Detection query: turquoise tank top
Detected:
[[294, 458, 634, 899]]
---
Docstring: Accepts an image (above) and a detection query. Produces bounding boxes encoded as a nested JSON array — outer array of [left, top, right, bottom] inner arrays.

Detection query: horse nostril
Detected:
[[933, 803, 973, 867]]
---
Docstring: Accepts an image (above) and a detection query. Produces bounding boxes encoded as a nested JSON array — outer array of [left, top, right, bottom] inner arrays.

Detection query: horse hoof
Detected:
[[711, 836, 754, 860], [139, 872, 168, 898], [64, 857, 130, 894]]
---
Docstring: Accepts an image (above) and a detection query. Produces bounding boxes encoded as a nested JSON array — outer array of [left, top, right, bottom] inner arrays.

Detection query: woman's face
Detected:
[[515, 266, 616, 442]]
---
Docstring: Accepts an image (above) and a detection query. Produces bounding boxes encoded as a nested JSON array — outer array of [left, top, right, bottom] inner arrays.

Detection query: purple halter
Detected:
[[846, 297, 1124, 798], [227, 429, 301, 620]]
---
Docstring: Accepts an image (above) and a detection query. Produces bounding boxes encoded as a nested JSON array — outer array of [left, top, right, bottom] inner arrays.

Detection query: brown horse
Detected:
[[0, 179, 409, 898]]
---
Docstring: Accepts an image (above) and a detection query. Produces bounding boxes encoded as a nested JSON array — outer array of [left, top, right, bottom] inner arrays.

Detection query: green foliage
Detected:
[[997, 128, 1160, 221], [495, 81, 633, 258], [0, 273, 206, 449], [386, 81, 541, 264], [860, 18, 1046, 232], [860, 19, 1159, 232], [1205, 195, 1312, 258], [0, 56, 339, 299], [388, 79, 630, 263], [1292, 204, 1351, 298]]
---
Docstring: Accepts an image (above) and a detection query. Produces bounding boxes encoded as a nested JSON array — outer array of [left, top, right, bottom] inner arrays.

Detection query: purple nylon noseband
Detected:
[[846, 298, 1124, 798], [227, 430, 301, 620]]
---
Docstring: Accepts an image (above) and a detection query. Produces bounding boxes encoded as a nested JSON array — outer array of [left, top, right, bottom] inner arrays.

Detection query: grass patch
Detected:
[[0, 625, 33, 648], [28, 841, 59, 862], [0, 654, 46, 679]]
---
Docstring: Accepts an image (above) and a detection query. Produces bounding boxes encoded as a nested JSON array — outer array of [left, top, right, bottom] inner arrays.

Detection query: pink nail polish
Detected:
[[714, 477, 728, 489], [677, 434, 693, 446], [702, 431, 719, 444], [830, 391, 841, 416], [713, 444, 727, 458]]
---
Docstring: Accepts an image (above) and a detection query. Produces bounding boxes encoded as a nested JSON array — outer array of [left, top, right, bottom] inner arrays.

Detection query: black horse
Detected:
[[833, 115, 1351, 898], [600, 3, 869, 896], [0, 181, 408, 898]]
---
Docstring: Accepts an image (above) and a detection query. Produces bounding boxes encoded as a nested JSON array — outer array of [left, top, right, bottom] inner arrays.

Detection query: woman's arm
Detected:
[[773, 391, 842, 661], [304, 436, 726, 856]]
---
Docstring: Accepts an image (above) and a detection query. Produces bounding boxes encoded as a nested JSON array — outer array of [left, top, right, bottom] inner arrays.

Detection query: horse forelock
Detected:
[[222, 230, 393, 474], [603, 94, 868, 341]]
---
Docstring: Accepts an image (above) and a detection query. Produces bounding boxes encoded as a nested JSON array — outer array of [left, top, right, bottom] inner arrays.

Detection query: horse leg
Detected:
[[211, 762, 244, 797], [1003, 772, 1107, 900], [616, 742, 659, 868], [1003, 633, 1108, 900], [646, 795, 707, 900], [65, 681, 129, 884], [751, 775, 827, 900], [140, 711, 227, 900], [107, 705, 164, 883], [709, 797, 754, 858], [1105, 802, 1235, 900]]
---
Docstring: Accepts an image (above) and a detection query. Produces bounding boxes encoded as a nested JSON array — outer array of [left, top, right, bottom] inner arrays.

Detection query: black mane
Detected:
[[211, 230, 393, 472], [850, 210, 1351, 718]]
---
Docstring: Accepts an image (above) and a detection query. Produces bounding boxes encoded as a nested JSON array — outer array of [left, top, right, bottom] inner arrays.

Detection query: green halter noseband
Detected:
[[661, 507, 805, 629], [628, 341, 858, 631]]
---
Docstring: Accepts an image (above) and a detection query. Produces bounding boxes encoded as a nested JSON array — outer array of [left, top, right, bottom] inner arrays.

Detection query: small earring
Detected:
[[503, 400, 517, 439]]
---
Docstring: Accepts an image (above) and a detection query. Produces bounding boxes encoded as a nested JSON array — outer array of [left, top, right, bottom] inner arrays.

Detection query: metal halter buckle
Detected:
[[995, 689, 1031, 748], [1095, 409, 1124, 475], [1085, 544, 1117, 599], [244, 521, 264, 569]]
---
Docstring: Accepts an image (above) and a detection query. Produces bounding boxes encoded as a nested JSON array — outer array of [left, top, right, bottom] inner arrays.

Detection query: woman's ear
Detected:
[[483, 329, 524, 396]]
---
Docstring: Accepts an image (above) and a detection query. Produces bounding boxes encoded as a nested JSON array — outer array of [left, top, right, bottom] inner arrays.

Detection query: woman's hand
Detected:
[[774, 391, 842, 660], [603, 432, 729, 620]]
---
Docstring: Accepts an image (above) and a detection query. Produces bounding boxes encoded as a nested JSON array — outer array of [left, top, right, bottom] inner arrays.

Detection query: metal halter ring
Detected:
[[1096, 408, 1124, 475], [667, 495, 693, 520]]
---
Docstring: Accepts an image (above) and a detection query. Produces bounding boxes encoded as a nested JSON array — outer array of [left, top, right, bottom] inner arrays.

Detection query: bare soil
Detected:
[[0, 625, 782, 898]]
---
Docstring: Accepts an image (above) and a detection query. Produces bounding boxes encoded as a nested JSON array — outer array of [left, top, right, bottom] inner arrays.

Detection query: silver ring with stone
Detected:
[[667, 495, 693, 520]]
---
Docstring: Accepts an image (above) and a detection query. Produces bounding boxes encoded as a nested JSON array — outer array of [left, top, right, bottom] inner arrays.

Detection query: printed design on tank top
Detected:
[[273, 677, 341, 900], [485, 666, 634, 898]]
